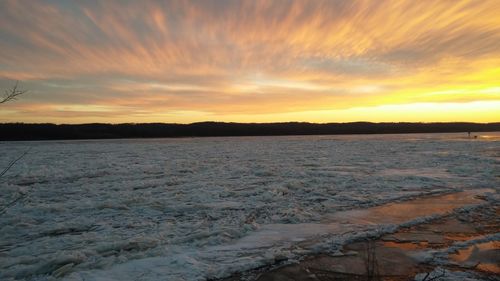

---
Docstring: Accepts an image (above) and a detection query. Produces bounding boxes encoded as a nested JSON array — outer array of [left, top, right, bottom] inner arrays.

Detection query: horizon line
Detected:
[[2, 121, 500, 126]]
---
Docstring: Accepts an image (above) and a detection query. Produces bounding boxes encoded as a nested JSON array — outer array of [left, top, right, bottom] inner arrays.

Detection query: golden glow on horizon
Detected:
[[0, 0, 499, 123]]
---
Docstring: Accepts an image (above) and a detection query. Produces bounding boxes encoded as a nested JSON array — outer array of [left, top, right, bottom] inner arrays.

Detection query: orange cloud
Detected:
[[0, 0, 499, 123]]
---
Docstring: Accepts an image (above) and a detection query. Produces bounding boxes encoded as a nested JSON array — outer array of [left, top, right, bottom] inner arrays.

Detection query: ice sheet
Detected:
[[0, 133, 498, 280]]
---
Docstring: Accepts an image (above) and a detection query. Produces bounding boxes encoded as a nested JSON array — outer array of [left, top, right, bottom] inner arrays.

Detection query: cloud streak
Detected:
[[0, 0, 499, 123]]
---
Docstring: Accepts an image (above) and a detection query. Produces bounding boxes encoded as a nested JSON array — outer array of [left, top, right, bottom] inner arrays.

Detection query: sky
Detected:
[[0, 0, 499, 124]]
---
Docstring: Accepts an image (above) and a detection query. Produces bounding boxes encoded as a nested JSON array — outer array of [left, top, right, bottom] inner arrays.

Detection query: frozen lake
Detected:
[[1, 133, 499, 280]]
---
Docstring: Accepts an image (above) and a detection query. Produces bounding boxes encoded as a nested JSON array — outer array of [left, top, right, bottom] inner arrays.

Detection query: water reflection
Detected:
[[328, 189, 491, 225], [449, 241, 500, 274]]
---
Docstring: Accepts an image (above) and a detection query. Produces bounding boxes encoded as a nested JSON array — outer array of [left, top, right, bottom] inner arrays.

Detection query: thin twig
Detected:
[[0, 81, 30, 215], [421, 272, 431, 281], [0, 81, 27, 104], [0, 148, 30, 178], [0, 148, 31, 214], [363, 240, 380, 281]]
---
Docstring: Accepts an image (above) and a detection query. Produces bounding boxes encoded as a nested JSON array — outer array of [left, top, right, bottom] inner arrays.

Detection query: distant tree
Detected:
[[0, 81, 27, 104]]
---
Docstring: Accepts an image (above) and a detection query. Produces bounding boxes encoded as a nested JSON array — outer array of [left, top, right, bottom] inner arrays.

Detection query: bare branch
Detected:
[[363, 240, 381, 281], [0, 148, 31, 215], [0, 81, 27, 104], [0, 81, 30, 215], [0, 148, 30, 178]]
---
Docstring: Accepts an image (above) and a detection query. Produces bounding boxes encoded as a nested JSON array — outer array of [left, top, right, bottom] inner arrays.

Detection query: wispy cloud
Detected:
[[0, 0, 499, 123]]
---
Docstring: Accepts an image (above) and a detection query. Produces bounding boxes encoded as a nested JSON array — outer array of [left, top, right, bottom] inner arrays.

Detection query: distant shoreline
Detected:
[[1, 122, 499, 141]]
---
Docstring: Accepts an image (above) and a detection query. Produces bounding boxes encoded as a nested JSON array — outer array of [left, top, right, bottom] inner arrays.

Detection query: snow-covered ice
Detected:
[[414, 267, 489, 281], [0, 133, 498, 280]]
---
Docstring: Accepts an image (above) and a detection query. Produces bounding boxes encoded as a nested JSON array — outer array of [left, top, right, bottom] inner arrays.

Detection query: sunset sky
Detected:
[[0, 0, 499, 124]]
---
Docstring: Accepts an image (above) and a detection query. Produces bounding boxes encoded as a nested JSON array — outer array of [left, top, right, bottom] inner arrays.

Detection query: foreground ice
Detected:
[[414, 267, 491, 281], [0, 133, 498, 280]]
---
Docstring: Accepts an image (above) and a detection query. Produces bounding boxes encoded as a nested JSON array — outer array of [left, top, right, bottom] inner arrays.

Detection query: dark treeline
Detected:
[[1, 122, 499, 141]]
